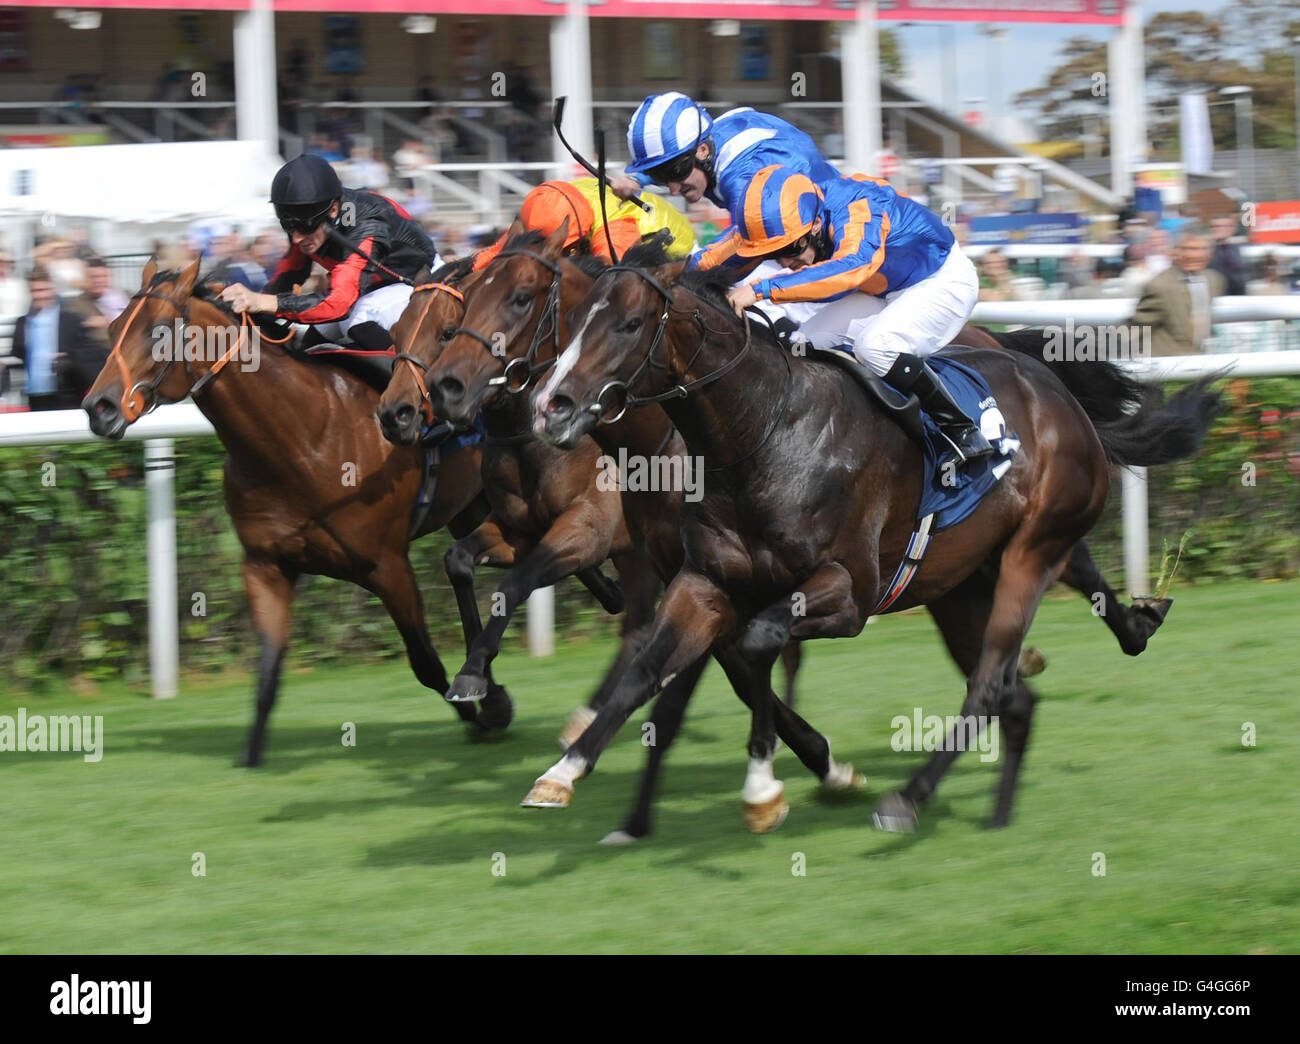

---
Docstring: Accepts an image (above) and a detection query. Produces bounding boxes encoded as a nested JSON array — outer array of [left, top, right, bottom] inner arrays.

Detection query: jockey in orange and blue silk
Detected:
[[722, 165, 995, 468]]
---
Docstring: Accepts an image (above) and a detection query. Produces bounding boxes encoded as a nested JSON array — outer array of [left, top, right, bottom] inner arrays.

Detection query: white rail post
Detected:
[[527, 587, 555, 657], [841, 0, 882, 178], [233, 0, 279, 162], [145, 439, 179, 698], [550, 0, 593, 178], [1122, 466, 1149, 598]]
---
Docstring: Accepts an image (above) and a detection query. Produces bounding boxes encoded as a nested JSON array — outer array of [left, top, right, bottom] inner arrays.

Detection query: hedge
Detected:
[[1, 377, 1296, 690]]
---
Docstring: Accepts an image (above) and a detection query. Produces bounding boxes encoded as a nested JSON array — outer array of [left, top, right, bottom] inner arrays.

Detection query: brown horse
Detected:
[[81, 258, 500, 766], [525, 253, 1218, 833], [379, 229, 847, 841], [377, 247, 671, 749]]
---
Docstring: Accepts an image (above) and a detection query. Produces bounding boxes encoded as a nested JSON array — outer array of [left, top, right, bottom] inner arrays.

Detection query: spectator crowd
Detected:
[[1, 181, 1296, 410]]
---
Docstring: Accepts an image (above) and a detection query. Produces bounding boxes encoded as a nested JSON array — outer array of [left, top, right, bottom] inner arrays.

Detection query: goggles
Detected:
[[277, 202, 335, 235], [759, 232, 815, 264], [645, 152, 697, 186]]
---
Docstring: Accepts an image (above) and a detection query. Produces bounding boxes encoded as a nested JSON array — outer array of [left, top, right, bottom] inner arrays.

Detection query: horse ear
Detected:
[[140, 257, 158, 289], [506, 217, 525, 241], [541, 216, 569, 258], [174, 258, 202, 299], [653, 259, 689, 287], [415, 264, 432, 286]]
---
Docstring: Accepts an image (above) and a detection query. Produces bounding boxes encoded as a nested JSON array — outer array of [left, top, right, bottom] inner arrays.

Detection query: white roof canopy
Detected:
[[0, 140, 282, 225]]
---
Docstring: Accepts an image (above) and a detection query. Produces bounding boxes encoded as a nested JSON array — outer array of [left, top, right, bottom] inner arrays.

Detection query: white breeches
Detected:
[[311, 259, 443, 341], [745, 246, 980, 376]]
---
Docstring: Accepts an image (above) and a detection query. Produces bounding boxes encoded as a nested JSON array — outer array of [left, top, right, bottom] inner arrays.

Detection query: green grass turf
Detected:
[[1, 579, 1296, 954]]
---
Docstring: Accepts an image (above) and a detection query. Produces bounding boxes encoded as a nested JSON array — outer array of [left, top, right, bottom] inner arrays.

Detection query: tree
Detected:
[[1014, 3, 1300, 160]]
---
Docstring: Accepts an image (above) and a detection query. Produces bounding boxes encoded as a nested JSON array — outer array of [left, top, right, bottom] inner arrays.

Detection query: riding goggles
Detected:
[[645, 152, 697, 186], [277, 202, 335, 235], [759, 232, 815, 264]]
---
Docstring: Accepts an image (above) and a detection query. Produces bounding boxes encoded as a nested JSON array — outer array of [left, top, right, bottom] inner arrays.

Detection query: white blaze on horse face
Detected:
[[535, 297, 608, 412]]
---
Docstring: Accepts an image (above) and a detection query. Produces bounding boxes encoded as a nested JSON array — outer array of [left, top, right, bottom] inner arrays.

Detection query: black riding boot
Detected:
[[348, 321, 395, 351], [883, 353, 995, 466]]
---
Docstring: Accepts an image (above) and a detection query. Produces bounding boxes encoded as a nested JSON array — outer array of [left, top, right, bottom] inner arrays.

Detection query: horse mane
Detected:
[[620, 233, 674, 269], [501, 227, 609, 280], [676, 264, 735, 306], [190, 279, 242, 321], [673, 263, 787, 352], [430, 255, 475, 284]]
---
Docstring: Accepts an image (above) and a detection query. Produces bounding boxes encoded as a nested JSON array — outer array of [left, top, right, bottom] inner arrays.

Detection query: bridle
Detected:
[[391, 280, 465, 428], [566, 264, 793, 471], [577, 264, 754, 427], [444, 248, 564, 396], [103, 283, 293, 423]]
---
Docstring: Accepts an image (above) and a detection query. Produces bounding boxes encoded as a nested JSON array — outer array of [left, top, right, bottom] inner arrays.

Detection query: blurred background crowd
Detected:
[[0, 176, 1282, 412]]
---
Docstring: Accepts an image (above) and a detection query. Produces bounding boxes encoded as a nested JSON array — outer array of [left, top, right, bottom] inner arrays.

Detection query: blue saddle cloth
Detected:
[[830, 348, 1019, 532], [436, 412, 486, 457]]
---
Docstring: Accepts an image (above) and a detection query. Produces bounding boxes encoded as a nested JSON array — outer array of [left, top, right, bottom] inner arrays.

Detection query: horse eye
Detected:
[[512, 291, 532, 308], [439, 326, 455, 342], [622, 316, 643, 333]]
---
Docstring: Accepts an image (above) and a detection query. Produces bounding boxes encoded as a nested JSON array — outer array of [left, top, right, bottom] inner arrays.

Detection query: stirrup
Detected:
[[936, 424, 995, 466]]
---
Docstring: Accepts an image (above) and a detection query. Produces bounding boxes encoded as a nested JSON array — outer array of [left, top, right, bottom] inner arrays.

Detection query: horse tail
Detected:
[[978, 327, 1222, 467]]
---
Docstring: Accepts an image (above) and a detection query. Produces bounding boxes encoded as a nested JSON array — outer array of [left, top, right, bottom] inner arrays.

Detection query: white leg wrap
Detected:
[[742, 756, 783, 805], [540, 753, 588, 789]]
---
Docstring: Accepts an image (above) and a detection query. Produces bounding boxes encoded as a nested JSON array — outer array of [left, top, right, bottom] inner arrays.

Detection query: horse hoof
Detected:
[[473, 686, 514, 734], [447, 671, 489, 703], [743, 786, 789, 834], [871, 793, 918, 833], [599, 829, 639, 846], [558, 706, 597, 751], [522, 778, 573, 808], [1018, 646, 1047, 677], [238, 750, 262, 768], [1131, 596, 1173, 648]]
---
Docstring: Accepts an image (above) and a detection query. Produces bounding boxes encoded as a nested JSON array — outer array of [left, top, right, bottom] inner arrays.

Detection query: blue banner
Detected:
[[968, 213, 1082, 245]]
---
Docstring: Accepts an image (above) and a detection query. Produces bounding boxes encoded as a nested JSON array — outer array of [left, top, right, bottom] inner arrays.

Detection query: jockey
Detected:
[[608, 92, 843, 271], [220, 154, 442, 351], [725, 165, 994, 467], [473, 177, 695, 269]]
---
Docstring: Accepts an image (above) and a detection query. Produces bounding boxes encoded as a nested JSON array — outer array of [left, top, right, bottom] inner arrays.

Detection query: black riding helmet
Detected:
[[271, 154, 343, 233]]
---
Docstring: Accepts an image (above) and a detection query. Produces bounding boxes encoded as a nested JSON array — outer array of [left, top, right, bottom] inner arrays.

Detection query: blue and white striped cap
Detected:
[[625, 93, 713, 174]]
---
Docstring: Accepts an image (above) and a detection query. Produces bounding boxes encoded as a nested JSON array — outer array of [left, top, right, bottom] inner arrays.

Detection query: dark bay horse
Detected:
[[81, 258, 500, 766], [379, 228, 847, 840], [527, 255, 1218, 833]]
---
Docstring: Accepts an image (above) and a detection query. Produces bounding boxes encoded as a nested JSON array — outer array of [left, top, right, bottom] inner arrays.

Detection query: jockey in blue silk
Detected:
[[724, 165, 995, 468], [608, 92, 843, 270]]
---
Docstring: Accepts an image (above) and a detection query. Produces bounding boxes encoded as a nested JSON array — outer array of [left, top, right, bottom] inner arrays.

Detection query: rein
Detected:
[[446, 248, 564, 395], [580, 265, 754, 426], [391, 280, 465, 428], [104, 285, 293, 423]]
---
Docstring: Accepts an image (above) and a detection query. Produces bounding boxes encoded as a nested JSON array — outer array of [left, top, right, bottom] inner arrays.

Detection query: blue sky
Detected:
[[894, 0, 1223, 136]]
